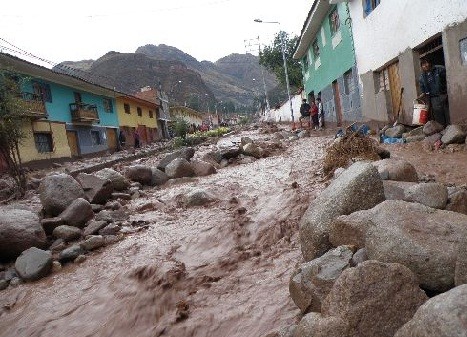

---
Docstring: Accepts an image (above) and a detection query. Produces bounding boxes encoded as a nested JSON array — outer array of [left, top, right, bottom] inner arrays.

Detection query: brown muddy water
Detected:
[[0, 130, 331, 337]]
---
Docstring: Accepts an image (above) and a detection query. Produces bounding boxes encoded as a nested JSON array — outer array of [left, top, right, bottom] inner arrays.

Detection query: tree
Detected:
[[259, 31, 302, 90], [0, 70, 28, 198]]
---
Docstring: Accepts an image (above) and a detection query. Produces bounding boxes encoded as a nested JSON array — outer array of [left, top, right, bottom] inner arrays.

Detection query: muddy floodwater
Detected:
[[0, 130, 330, 337]]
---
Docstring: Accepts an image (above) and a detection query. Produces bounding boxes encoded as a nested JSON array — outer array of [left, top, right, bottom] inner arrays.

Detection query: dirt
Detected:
[[0, 126, 465, 337]]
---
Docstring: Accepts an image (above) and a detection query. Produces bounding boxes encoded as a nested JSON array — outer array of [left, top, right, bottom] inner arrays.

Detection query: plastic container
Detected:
[[412, 99, 429, 125]]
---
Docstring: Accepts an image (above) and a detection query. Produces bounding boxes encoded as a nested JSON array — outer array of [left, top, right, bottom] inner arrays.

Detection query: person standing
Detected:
[[299, 99, 311, 128], [317, 97, 325, 129], [310, 100, 319, 130], [419, 57, 449, 126]]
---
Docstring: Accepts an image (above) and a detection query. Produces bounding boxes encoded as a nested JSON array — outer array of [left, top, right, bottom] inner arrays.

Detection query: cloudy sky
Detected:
[[0, 0, 311, 67]]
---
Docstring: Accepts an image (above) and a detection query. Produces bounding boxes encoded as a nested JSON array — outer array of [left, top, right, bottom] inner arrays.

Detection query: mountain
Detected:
[[55, 44, 280, 111]]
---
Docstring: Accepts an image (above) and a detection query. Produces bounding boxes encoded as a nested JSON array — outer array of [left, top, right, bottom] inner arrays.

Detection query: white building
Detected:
[[266, 94, 303, 123], [348, 0, 467, 124]]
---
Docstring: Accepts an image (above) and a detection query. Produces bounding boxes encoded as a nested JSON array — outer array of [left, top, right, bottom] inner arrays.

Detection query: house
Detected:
[[115, 94, 159, 148], [293, 0, 362, 126], [0, 53, 120, 166], [347, 0, 467, 124], [267, 93, 303, 123], [134, 86, 171, 139], [170, 105, 204, 127]]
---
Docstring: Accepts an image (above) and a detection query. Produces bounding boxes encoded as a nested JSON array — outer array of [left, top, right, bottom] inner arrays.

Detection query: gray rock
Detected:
[[104, 234, 124, 245], [125, 165, 153, 185], [14, 247, 52, 281], [94, 168, 130, 191], [321, 261, 428, 337], [394, 284, 467, 337], [240, 137, 253, 146], [441, 125, 466, 145], [9, 277, 22, 287], [91, 204, 104, 212], [83, 220, 108, 236], [52, 261, 62, 272], [59, 245, 85, 263], [351, 248, 368, 266], [52, 225, 82, 241], [446, 189, 467, 215], [111, 192, 132, 200], [384, 125, 406, 138], [40, 217, 65, 235], [402, 126, 424, 139], [151, 168, 169, 186], [300, 161, 385, 260], [184, 189, 215, 207], [294, 313, 348, 337], [242, 143, 263, 159], [202, 151, 222, 164], [38, 174, 85, 216], [80, 235, 105, 251], [404, 135, 425, 143], [455, 237, 467, 286], [191, 160, 217, 177], [383, 180, 418, 200], [0, 207, 47, 260], [94, 210, 113, 223], [403, 182, 448, 209], [423, 120, 444, 136], [424, 132, 442, 146], [58, 198, 94, 228], [98, 223, 120, 236], [0, 279, 8, 290], [372, 159, 418, 182], [165, 158, 195, 179], [157, 147, 195, 171], [50, 238, 65, 252], [289, 246, 353, 313], [297, 130, 310, 138], [104, 200, 121, 211], [76, 173, 114, 204], [220, 146, 241, 159]]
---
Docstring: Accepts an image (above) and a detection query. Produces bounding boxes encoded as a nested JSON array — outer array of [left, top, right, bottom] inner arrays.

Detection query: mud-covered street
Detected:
[[0, 127, 331, 337]]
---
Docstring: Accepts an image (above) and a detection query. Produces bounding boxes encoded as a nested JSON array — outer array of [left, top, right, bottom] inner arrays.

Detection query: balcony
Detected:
[[21, 92, 47, 118], [70, 102, 100, 124]]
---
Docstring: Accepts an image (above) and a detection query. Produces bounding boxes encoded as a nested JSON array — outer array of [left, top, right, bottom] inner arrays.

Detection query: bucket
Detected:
[[412, 99, 429, 125]]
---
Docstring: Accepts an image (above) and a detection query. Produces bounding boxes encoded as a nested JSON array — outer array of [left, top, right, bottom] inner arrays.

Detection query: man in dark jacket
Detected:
[[299, 99, 311, 128], [419, 57, 449, 126]]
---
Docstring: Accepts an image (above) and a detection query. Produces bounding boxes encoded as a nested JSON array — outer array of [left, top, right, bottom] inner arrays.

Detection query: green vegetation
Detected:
[[172, 126, 231, 149]]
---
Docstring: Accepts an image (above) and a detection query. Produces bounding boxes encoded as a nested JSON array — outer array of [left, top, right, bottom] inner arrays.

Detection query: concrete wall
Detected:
[[268, 94, 303, 123], [444, 21, 467, 124]]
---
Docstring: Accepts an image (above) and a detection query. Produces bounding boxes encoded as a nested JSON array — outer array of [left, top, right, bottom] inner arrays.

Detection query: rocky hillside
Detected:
[[56, 44, 279, 109]]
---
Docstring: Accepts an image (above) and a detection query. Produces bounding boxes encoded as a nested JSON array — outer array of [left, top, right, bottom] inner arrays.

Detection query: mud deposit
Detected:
[[0, 131, 329, 337]]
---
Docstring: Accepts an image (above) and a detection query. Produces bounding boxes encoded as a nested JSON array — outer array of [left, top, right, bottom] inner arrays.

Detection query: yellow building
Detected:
[[115, 95, 159, 147], [170, 105, 204, 126]]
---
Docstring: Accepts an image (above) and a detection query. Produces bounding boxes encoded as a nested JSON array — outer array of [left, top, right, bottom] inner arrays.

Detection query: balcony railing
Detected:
[[21, 92, 47, 118], [70, 102, 99, 123]]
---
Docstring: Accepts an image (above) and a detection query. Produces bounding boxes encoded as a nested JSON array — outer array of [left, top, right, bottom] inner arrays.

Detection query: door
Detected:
[[106, 128, 118, 152], [387, 62, 403, 121], [66, 131, 80, 157], [332, 81, 343, 126]]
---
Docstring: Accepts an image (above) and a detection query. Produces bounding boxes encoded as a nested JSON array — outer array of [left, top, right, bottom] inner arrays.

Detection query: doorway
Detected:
[[106, 128, 118, 152], [66, 130, 80, 157], [332, 81, 343, 126]]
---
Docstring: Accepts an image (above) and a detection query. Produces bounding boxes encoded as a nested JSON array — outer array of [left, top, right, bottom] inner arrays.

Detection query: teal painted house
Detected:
[[293, 0, 362, 126]]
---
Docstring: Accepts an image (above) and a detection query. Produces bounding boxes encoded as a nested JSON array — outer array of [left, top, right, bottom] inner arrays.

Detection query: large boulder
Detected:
[[14, 247, 52, 281], [242, 143, 264, 159], [94, 168, 130, 191], [76, 173, 114, 204], [58, 198, 94, 228], [446, 189, 467, 215], [289, 246, 353, 313], [455, 237, 467, 286], [320, 261, 427, 337], [165, 158, 195, 179], [125, 165, 153, 185], [38, 174, 85, 216], [441, 125, 466, 145], [403, 182, 448, 209], [423, 120, 444, 136], [383, 180, 417, 200], [157, 147, 195, 171], [191, 160, 217, 177], [184, 189, 216, 207], [52, 225, 82, 242], [300, 161, 385, 261], [0, 207, 47, 260], [384, 125, 406, 138], [372, 159, 418, 182], [329, 200, 467, 292], [395, 284, 467, 337], [150, 168, 169, 186]]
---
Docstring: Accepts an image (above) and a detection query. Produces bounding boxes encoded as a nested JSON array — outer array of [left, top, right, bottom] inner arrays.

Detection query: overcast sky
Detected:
[[0, 0, 311, 67]]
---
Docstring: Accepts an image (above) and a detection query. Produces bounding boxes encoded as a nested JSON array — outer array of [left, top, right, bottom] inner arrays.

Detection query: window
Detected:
[[364, 0, 381, 16], [91, 130, 102, 146], [149, 110, 154, 118], [32, 82, 52, 103], [34, 133, 53, 153], [378, 68, 389, 93], [103, 98, 113, 113], [137, 107, 142, 117], [329, 7, 340, 36], [312, 39, 320, 58], [124, 103, 130, 114], [343, 70, 354, 95]]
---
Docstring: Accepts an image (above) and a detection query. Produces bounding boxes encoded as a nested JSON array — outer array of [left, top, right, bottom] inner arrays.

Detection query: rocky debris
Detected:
[[289, 246, 354, 313], [263, 325, 297, 337], [423, 120, 444, 136], [404, 134, 425, 143], [125, 165, 153, 185], [441, 125, 466, 145], [202, 151, 222, 165], [58, 198, 94, 228], [111, 192, 132, 200], [394, 284, 467, 337], [76, 173, 114, 204], [423, 132, 442, 148], [40, 217, 65, 236], [165, 158, 195, 179], [58, 244, 85, 263], [99, 223, 121, 236], [38, 174, 85, 216], [330, 200, 467, 292], [300, 161, 385, 261], [91, 204, 104, 212], [157, 147, 195, 171], [151, 167, 169, 186], [104, 200, 122, 211], [191, 160, 217, 177], [220, 146, 241, 160], [383, 180, 417, 200], [184, 189, 216, 207], [446, 189, 467, 215], [0, 207, 47, 260], [455, 237, 467, 286], [297, 130, 310, 138], [350, 248, 368, 266], [74, 255, 86, 263], [402, 126, 424, 139], [403, 182, 448, 209], [240, 137, 253, 146], [52, 225, 82, 242], [80, 235, 105, 251], [50, 239, 65, 252], [0, 279, 8, 290], [384, 125, 406, 138], [372, 159, 418, 182], [94, 210, 114, 223], [94, 168, 130, 191], [14, 247, 52, 281], [83, 220, 108, 236], [242, 143, 264, 159], [300, 261, 428, 337]]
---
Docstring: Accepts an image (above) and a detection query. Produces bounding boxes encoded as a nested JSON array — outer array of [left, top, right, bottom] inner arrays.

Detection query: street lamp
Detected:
[[254, 19, 294, 127]]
